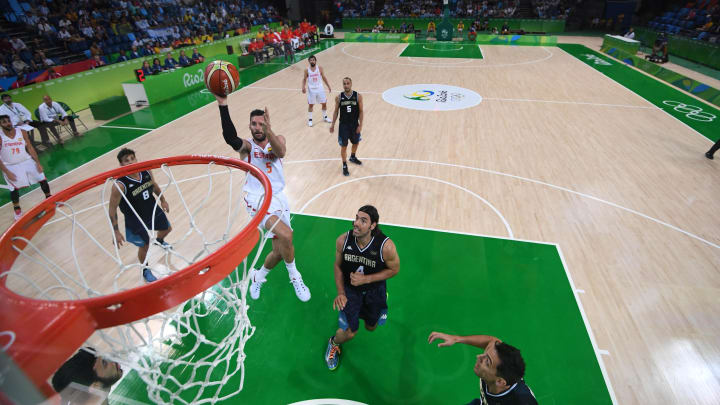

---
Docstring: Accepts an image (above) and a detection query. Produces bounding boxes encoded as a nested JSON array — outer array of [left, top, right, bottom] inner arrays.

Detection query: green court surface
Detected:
[[400, 42, 484, 59], [111, 214, 612, 404]]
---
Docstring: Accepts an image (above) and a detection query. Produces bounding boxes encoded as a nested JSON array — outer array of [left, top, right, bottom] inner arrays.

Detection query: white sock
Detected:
[[285, 260, 300, 278], [254, 266, 269, 282], [322, 109, 328, 118], [308, 112, 313, 120]]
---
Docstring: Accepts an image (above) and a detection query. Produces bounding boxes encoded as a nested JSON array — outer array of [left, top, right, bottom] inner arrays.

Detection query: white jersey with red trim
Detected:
[[307, 66, 324, 92], [0, 128, 31, 165], [243, 139, 285, 195]]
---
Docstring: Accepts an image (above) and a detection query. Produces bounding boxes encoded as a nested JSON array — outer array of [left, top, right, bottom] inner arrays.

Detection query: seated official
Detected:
[[163, 52, 178, 69], [129, 46, 141, 59], [141, 60, 152, 76], [178, 50, 191, 67], [37, 94, 82, 144], [116, 50, 129, 62], [151, 57, 163, 74], [191, 48, 204, 63]]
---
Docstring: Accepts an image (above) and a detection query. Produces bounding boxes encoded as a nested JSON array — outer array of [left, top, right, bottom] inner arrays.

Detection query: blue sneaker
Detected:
[[324, 337, 341, 371], [377, 309, 388, 326], [154, 239, 170, 249], [143, 268, 157, 283]]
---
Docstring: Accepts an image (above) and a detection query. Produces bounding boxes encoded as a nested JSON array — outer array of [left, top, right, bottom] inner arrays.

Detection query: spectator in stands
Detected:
[[90, 41, 102, 57], [0, 94, 47, 149], [11, 55, 29, 75], [37, 95, 80, 144], [51, 348, 123, 405], [91, 55, 106, 69], [58, 17, 72, 30], [151, 57, 164, 74], [129, 46, 141, 59], [143, 44, 155, 56], [48, 67, 62, 79], [178, 50, 191, 67], [10, 37, 28, 52], [37, 18, 55, 44], [191, 48, 204, 63], [116, 50, 129, 62], [624, 27, 635, 40], [141, 60, 153, 76], [57, 27, 72, 49], [0, 64, 9, 78], [698, 16, 714, 32], [501, 22, 510, 35], [163, 52, 178, 69]]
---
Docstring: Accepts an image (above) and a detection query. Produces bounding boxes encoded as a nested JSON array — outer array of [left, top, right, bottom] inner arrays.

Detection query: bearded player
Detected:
[[215, 93, 310, 302], [301, 55, 332, 127]]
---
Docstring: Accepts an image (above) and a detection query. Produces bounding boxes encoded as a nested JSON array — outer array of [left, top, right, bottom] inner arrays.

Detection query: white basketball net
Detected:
[[0, 160, 272, 404]]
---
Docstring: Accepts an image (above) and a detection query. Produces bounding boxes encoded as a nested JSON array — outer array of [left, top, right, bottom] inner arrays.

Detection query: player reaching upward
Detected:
[[330, 77, 363, 176], [108, 148, 172, 283], [215, 94, 310, 302], [0, 114, 51, 221], [324, 205, 400, 370], [301, 55, 331, 127]]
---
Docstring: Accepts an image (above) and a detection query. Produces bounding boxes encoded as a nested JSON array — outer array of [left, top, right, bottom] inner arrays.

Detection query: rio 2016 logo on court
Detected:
[[383, 84, 482, 111]]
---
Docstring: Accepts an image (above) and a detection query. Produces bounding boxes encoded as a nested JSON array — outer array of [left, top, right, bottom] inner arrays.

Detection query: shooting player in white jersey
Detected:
[[214, 94, 311, 302]]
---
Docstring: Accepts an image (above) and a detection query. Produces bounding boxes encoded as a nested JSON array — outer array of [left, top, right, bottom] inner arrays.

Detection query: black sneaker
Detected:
[[706, 151, 714, 160], [342, 165, 349, 176], [349, 155, 362, 165]]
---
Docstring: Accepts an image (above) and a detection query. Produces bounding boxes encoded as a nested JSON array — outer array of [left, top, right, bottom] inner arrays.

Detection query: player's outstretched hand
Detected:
[[113, 230, 125, 248], [302, 87, 306, 94], [333, 294, 347, 311], [428, 331, 459, 347], [329, 125, 334, 133], [214, 93, 227, 106], [262, 107, 272, 133]]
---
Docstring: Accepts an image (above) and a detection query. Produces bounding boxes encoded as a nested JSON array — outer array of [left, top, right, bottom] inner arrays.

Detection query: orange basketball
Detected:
[[205, 61, 240, 96]]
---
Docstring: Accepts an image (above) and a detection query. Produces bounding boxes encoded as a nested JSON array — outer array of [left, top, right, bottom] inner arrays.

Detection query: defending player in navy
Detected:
[[108, 148, 172, 283], [329, 77, 363, 176], [324, 205, 399, 370]]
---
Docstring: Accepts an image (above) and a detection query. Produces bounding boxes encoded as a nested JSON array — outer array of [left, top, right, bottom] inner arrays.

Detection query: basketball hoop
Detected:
[[0, 155, 272, 403]]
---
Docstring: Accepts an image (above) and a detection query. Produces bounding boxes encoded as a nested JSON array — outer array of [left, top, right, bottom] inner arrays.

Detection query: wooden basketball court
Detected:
[[2, 41, 719, 404]]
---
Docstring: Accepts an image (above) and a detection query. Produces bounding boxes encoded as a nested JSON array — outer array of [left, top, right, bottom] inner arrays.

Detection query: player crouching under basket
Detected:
[[108, 148, 172, 283]]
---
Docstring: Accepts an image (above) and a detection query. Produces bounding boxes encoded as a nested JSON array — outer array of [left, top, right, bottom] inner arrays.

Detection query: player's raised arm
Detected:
[[262, 107, 287, 158], [108, 182, 126, 247], [215, 94, 249, 156], [329, 94, 340, 133], [428, 332, 501, 349]]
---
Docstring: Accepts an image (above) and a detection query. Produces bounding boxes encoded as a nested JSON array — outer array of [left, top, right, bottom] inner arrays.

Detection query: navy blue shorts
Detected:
[[125, 210, 170, 247], [340, 283, 387, 332], [338, 124, 361, 147]]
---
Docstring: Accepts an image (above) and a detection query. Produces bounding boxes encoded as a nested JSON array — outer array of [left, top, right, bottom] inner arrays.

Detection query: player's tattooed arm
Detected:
[[108, 182, 126, 246], [215, 94, 248, 155]]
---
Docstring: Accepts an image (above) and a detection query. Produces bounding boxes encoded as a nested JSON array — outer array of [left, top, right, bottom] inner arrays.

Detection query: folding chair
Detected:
[[58, 101, 88, 132]]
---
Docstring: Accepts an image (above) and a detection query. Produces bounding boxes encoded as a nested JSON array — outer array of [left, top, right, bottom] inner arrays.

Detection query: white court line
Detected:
[[408, 56, 475, 65], [557, 246, 618, 405], [576, 289, 586, 294], [100, 125, 155, 131], [556, 47, 714, 145], [598, 350, 611, 356], [483, 97, 658, 110], [284, 157, 720, 250], [422, 44, 464, 51], [297, 173, 514, 238], [341, 42, 554, 68], [247, 86, 661, 110]]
